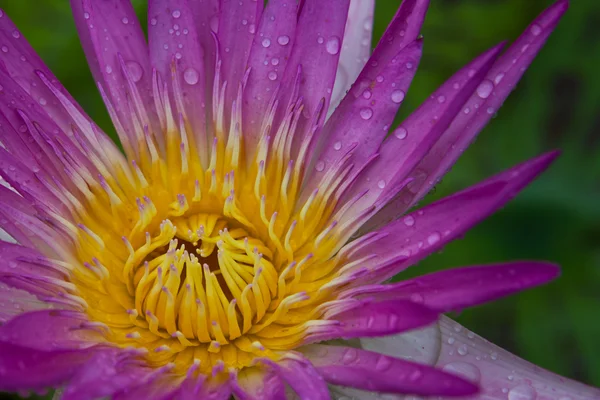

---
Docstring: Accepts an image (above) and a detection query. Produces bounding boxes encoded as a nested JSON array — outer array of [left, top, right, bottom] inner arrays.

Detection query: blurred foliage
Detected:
[[0, 0, 598, 399]]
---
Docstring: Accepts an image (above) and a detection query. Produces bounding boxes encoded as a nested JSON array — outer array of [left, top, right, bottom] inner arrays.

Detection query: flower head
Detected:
[[0, 0, 593, 399]]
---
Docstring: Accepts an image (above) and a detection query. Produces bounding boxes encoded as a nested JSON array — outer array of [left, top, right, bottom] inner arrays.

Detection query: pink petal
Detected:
[[328, 0, 375, 116], [302, 344, 478, 397], [344, 261, 560, 312], [342, 151, 558, 284], [342, 43, 504, 216], [364, 0, 569, 231], [217, 0, 261, 108], [243, 0, 298, 155], [70, 0, 160, 155], [364, 316, 600, 400], [148, 0, 209, 163]]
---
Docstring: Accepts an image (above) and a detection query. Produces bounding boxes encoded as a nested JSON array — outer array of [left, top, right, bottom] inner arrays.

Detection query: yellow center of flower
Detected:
[[62, 73, 369, 376]]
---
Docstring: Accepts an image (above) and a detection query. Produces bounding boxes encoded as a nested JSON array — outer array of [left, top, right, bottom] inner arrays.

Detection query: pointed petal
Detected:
[[302, 344, 478, 397], [218, 0, 261, 106], [70, 0, 159, 154], [243, 0, 298, 153], [365, 316, 600, 400], [343, 43, 504, 216], [0, 310, 96, 350], [364, 0, 569, 230], [262, 355, 330, 400], [343, 151, 558, 284], [328, 0, 375, 116], [148, 0, 209, 162], [308, 299, 438, 342], [281, 0, 349, 127], [344, 261, 560, 312]]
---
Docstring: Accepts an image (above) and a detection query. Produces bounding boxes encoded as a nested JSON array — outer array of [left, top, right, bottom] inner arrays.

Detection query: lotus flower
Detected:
[[0, 0, 598, 399]]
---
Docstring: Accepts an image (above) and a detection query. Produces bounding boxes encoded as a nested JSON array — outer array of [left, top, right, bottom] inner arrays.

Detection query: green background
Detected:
[[0, 0, 599, 398]]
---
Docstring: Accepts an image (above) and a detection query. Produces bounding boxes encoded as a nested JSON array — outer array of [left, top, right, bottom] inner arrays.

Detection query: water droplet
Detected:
[[38, 98, 47, 106], [126, 61, 143, 82], [530, 24, 542, 36], [261, 38, 271, 48], [150, 18, 157, 26], [490, 351, 498, 360], [408, 369, 422, 381], [277, 35, 290, 46], [403, 215, 415, 226], [508, 384, 537, 400], [342, 348, 358, 364], [437, 95, 446, 103], [12, 30, 20, 39], [267, 71, 277, 81], [447, 337, 455, 345], [476, 80, 494, 99], [271, 58, 279, 66], [443, 362, 481, 383], [317, 36, 324, 44], [315, 161, 325, 172], [84, 12, 90, 20], [183, 68, 199, 85], [377, 180, 386, 189], [333, 141, 342, 151], [394, 127, 407, 139], [376, 75, 384, 83], [463, 107, 471, 114], [248, 24, 256, 34], [494, 73, 505, 85], [105, 65, 113, 74], [362, 89, 372, 99], [1, 46, 8, 53], [210, 16, 219, 32], [486, 107, 495, 114], [457, 345, 468, 356], [406, 62, 414, 69], [121, 17, 129, 24], [172, 10, 181, 19], [427, 232, 441, 245], [359, 108, 373, 120], [326, 36, 341, 55], [375, 355, 392, 371], [391, 90, 405, 103]]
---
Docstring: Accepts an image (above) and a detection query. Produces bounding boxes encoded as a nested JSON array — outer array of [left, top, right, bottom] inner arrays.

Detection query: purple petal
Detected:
[[328, 0, 375, 116], [364, 0, 569, 231], [243, 0, 298, 154], [302, 344, 478, 397], [308, 299, 438, 343], [364, 316, 600, 400], [342, 151, 558, 284], [261, 355, 330, 400], [306, 40, 422, 195], [217, 0, 261, 108], [70, 0, 159, 155], [0, 282, 52, 323], [0, 310, 96, 350], [0, 241, 65, 281], [0, 342, 94, 391], [342, 43, 504, 217], [345, 261, 560, 312], [148, 0, 209, 163], [281, 0, 349, 129]]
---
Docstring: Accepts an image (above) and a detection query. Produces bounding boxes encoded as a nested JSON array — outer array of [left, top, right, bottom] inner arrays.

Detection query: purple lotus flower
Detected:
[[0, 0, 598, 399]]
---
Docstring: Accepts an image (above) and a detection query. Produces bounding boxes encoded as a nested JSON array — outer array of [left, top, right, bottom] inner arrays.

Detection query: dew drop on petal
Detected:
[[38, 98, 47, 106], [183, 68, 199, 85], [105, 65, 113, 74], [359, 107, 373, 120], [494, 73, 505, 85], [362, 89, 372, 99], [403, 215, 415, 226], [261, 38, 271, 48], [277, 35, 290, 46], [333, 141, 342, 151], [341, 348, 358, 364], [374, 355, 392, 372], [391, 90, 405, 103], [437, 95, 446, 103], [442, 362, 481, 383], [126, 61, 143, 82], [476, 80, 494, 99], [315, 161, 325, 172], [325, 36, 341, 55], [377, 180, 386, 189], [508, 385, 537, 400], [1, 46, 8, 53], [172, 10, 181, 19], [457, 344, 468, 356], [267, 71, 277, 81], [427, 232, 441, 245], [12, 30, 20, 39], [394, 127, 408, 139], [530, 24, 542, 36], [150, 18, 157, 26], [121, 17, 129, 24], [84, 12, 90, 20]]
